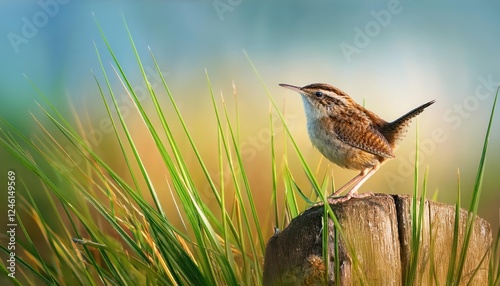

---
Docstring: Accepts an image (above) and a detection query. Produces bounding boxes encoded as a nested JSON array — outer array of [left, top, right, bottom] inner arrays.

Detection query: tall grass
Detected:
[[0, 19, 267, 284], [1, 18, 343, 285], [405, 86, 499, 285], [0, 19, 498, 285]]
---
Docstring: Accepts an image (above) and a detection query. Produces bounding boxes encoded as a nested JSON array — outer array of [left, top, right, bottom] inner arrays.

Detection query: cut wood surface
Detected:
[[263, 194, 492, 286]]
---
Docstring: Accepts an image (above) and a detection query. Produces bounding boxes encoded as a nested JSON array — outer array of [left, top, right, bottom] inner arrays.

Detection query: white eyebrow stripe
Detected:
[[323, 90, 348, 105]]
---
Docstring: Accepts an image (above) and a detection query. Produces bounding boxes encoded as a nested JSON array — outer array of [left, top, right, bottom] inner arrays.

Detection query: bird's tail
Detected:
[[381, 100, 436, 148]]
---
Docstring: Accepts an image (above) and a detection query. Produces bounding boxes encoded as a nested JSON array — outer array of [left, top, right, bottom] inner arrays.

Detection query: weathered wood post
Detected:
[[263, 194, 492, 285]]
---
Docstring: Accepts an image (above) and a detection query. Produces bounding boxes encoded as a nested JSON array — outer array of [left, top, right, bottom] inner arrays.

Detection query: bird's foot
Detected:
[[309, 192, 374, 208], [326, 191, 374, 204], [351, 192, 374, 199]]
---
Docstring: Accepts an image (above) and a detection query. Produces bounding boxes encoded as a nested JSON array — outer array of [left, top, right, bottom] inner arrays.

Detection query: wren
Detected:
[[280, 83, 435, 203]]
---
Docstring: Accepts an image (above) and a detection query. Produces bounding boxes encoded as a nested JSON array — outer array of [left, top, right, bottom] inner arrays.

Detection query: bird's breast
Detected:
[[306, 118, 380, 170]]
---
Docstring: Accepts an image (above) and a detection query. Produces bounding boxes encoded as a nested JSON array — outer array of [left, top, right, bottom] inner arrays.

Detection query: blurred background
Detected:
[[0, 1, 499, 243]]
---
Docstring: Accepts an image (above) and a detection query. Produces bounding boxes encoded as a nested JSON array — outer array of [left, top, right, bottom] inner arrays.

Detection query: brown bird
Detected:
[[280, 83, 435, 203]]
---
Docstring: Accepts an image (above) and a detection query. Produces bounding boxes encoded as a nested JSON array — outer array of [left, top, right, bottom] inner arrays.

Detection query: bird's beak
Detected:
[[279, 83, 302, 93]]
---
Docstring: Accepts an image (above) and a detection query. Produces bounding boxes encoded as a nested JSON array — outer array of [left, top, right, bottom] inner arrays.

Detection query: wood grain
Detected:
[[263, 194, 492, 286]]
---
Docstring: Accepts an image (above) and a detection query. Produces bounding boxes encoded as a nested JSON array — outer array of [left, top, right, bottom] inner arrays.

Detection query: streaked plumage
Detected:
[[280, 82, 435, 202]]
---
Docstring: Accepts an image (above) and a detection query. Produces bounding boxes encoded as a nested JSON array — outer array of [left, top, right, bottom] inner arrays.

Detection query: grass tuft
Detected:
[[0, 20, 498, 285]]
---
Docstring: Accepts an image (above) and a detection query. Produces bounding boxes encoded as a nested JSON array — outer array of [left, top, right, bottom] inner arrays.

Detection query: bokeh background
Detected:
[[1, 0, 499, 255]]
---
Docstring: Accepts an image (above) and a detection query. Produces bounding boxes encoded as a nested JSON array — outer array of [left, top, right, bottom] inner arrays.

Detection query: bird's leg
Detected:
[[328, 165, 380, 204], [330, 170, 367, 197], [309, 172, 366, 209]]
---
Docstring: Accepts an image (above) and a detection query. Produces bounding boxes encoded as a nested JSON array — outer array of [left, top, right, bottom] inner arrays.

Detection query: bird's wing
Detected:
[[331, 114, 395, 159]]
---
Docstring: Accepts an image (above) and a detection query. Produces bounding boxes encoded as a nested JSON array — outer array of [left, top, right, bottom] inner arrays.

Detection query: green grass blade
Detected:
[[243, 50, 322, 197], [93, 33, 165, 217], [406, 120, 422, 285], [489, 223, 500, 286], [219, 88, 265, 254], [206, 72, 262, 280], [283, 164, 300, 220], [456, 86, 498, 284], [243, 50, 367, 284], [270, 106, 280, 228], [446, 169, 462, 285]]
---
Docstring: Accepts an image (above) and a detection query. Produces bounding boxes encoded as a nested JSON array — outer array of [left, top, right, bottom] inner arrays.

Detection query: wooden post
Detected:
[[263, 194, 492, 285]]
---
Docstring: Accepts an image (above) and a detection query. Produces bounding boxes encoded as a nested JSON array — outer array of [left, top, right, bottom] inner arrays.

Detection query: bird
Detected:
[[279, 83, 435, 203]]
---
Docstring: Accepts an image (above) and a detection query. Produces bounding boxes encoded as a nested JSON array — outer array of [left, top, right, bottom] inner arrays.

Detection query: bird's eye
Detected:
[[315, 91, 323, 97]]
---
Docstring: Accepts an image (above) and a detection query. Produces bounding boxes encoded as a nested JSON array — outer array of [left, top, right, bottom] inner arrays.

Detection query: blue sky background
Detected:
[[1, 1, 499, 227]]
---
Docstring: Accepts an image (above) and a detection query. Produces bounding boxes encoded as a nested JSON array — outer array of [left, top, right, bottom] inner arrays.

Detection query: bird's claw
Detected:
[[326, 192, 374, 204]]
